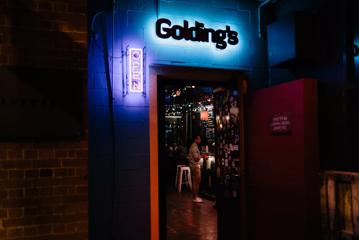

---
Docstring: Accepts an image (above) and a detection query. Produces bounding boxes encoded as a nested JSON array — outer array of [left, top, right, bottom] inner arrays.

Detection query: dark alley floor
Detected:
[[167, 191, 217, 240]]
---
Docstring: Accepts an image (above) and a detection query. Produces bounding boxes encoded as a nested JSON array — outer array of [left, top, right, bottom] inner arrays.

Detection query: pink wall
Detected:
[[246, 79, 319, 240]]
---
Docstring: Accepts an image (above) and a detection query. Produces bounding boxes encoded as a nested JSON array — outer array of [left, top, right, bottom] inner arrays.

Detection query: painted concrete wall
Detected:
[[121, 0, 263, 65]]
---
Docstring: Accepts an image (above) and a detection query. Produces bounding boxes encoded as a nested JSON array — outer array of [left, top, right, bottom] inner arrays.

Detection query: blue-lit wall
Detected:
[[89, 0, 267, 239], [355, 36, 359, 80], [122, 0, 266, 71], [89, 0, 359, 239]]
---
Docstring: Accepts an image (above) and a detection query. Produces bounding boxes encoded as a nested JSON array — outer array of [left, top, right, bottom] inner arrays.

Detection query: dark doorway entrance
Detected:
[[157, 74, 246, 240]]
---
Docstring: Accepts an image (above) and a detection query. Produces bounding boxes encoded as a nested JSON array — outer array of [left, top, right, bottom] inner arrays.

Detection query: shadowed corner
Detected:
[[0, 1, 88, 240], [0, 0, 87, 140]]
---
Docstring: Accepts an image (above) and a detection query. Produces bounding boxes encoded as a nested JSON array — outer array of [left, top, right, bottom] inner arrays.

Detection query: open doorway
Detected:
[[159, 80, 217, 240], [155, 69, 246, 240]]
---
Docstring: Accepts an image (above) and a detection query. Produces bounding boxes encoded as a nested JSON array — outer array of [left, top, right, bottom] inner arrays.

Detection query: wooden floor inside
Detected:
[[166, 191, 217, 240]]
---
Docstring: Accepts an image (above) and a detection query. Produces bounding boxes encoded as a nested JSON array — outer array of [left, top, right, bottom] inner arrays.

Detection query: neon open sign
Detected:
[[155, 18, 239, 50], [128, 48, 143, 93]]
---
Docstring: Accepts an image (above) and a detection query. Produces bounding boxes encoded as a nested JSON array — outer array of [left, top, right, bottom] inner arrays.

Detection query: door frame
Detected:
[[149, 65, 247, 240]]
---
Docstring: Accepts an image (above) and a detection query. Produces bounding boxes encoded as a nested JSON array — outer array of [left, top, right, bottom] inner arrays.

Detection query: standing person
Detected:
[[188, 135, 206, 203]]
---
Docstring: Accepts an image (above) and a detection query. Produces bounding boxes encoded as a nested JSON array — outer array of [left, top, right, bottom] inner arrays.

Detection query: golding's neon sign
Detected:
[[156, 18, 239, 50]]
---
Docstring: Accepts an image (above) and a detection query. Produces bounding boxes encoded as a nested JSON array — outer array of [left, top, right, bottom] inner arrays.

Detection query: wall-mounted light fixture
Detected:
[[125, 47, 146, 96]]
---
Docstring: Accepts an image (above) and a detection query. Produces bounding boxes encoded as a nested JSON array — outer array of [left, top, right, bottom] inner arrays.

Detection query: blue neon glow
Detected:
[[355, 36, 359, 55], [145, 16, 242, 56], [142, 12, 250, 69], [110, 2, 256, 102], [354, 37, 359, 80]]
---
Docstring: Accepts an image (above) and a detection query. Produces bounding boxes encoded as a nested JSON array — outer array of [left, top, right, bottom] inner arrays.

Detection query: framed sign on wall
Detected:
[[126, 47, 146, 96], [270, 113, 292, 135]]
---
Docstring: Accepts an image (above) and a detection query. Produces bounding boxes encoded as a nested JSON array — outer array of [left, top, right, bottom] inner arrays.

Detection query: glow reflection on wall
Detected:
[[114, 13, 248, 101], [355, 37, 359, 80], [144, 15, 244, 67], [355, 38, 359, 63]]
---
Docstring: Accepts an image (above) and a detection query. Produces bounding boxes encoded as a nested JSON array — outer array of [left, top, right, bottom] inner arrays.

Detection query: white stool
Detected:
[[175, 165, 186, 188], [177, 166, 192, 192]]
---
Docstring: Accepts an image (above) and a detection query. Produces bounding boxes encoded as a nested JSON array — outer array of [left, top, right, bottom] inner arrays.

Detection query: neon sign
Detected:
[[155, 18, 239, 50], [128, 48, 143, 93]]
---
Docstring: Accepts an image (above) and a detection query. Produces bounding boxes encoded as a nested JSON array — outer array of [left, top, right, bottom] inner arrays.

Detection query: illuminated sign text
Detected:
[[270, 114, 292, 135], [156, 18, 239, 50], [128, 48, 143, 93]]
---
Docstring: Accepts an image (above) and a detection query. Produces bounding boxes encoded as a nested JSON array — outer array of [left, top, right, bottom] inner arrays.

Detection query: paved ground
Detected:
[[167, 191, 217, 240]]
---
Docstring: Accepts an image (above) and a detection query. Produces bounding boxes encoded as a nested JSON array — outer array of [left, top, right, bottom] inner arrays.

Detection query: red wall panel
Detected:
[[246, 79, 319, 240]]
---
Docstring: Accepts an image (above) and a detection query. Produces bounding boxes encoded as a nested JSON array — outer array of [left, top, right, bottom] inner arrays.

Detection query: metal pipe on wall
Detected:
[[110, 1, 117, 239], [258, 0, 274, 39]]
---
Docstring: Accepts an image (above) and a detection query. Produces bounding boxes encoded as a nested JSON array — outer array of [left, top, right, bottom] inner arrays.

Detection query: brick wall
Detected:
[[0, 141, 88, 240], [0, 0, 87, 70], [0, 0, 88, 239]]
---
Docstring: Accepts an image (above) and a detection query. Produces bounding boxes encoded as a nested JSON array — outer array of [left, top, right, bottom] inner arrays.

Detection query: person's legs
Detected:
[[190, 166, 197, 199], [196, 166, 201, 196], [191, 165, 202, 201]]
